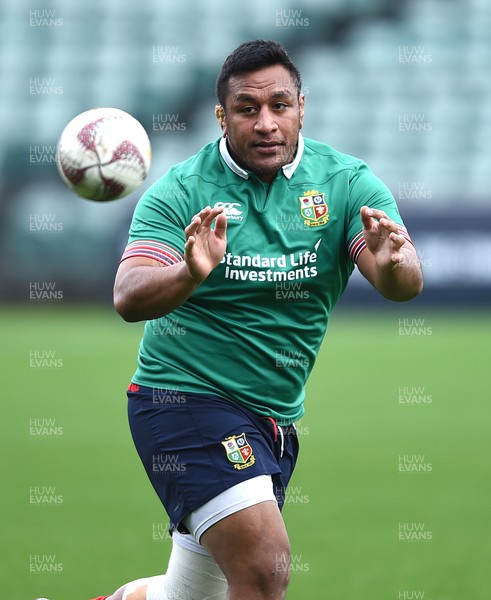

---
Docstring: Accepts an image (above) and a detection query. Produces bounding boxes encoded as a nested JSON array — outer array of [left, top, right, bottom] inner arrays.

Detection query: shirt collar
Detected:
[[219, 133, 304, 180]]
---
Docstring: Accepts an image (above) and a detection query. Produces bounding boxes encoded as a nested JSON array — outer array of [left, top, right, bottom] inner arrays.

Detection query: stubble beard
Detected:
[[227, 139, 298, 180]]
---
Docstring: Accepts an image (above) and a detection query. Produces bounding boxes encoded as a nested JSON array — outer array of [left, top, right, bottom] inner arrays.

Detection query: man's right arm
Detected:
[[114, 206, 227, 322]]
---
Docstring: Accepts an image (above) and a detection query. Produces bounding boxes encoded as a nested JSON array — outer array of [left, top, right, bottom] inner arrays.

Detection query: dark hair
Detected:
[[216, 39, 302, 107]]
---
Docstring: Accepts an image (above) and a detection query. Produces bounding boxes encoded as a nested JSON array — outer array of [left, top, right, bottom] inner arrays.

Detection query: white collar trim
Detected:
[[219, 133, 304, 180], [283, 133, 304, 179], [219, 136, 249, 179]]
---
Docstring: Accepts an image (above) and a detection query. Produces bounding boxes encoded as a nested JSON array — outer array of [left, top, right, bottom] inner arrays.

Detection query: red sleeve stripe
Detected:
[[348, 232, 366, 263], [120, 240, 184, 266], [348, 226, 414, 263]]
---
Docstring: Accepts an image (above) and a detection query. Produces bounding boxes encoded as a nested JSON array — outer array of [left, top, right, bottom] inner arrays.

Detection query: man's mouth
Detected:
[[253, 141, 283, 154]]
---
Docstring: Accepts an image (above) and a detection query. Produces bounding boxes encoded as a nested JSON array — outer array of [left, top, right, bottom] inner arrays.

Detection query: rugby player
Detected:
[[92, 39, 423, 600]]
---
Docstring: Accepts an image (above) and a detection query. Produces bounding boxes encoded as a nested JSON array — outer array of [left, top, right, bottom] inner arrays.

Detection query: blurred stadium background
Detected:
[[1, 0, 490, 304], [1, 0, 490, 598]]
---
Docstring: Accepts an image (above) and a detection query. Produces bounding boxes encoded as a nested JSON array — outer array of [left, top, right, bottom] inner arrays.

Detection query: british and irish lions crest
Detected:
[[221, 433, 255, 470], [299, 190, 329, 227]]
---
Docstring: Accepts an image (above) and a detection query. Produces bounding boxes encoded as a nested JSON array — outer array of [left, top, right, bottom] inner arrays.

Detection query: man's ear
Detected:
[[215, 104, 227, 136], [299, 94, 305, 130]]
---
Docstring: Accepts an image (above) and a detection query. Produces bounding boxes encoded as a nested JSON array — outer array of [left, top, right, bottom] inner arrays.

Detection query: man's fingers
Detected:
[[185, 216, 202, 239], [389, 231, 406, 249], [213, 212, 228, 239], [363, 207, 389, 221], [196, 205, 212, 223], [361, 206, 398, 233], [184, 235, 196, 261], [187, 206, 212, 232], [185, 207, 226, 254], [201, 207, 224, 228], [380, 217, 399, 234], [360, 206, 375, 229], [189, 206, 224, 231]]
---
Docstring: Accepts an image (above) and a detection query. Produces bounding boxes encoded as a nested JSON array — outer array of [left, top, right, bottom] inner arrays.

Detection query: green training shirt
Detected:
[[121, 134, 412, 424]]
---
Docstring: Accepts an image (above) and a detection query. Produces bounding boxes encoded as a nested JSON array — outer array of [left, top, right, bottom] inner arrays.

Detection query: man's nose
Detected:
[[254, 107, 278, 134]]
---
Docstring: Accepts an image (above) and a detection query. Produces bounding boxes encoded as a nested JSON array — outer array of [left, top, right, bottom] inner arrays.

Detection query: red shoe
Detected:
[[90, 597, 110, 600]]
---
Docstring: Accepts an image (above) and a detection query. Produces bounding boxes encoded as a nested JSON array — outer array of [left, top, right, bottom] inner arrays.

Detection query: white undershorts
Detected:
[[182, 474, 276, 543]]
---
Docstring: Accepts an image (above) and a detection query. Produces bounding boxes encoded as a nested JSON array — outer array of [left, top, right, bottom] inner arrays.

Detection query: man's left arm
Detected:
[[356, 206, 423, 302]]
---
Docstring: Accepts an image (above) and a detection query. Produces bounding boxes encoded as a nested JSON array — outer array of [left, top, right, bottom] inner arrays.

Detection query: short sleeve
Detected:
[[120, 172, 189, 266], [346, 163, 413, 263]]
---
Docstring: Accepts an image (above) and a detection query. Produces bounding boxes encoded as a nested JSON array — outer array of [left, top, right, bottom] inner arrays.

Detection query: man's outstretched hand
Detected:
[[184, 206, 228, 283], [360, 206, 407, 271], [357, 206, 423, 301]]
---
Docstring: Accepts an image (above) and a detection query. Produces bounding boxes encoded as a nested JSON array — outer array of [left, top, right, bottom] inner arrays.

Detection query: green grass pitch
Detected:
[[1, 305, 489, 599]]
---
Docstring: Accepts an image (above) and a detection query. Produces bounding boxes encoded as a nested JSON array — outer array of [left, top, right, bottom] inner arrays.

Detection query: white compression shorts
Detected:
[[183, 474, 276, 543]]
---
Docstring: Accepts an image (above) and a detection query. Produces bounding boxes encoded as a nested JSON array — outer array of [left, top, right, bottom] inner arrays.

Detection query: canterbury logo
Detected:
[[213, 201, 244, 221]]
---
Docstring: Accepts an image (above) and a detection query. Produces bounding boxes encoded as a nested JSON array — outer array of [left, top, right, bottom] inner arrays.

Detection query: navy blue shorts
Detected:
[[127, 384, 299, 529]]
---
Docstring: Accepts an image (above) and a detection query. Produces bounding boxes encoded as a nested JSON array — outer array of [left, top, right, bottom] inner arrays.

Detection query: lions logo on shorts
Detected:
[[221, 433, 256, 470]]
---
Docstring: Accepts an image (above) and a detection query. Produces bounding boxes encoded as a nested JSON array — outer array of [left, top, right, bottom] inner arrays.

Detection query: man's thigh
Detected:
[[200, 500, 290, 588]]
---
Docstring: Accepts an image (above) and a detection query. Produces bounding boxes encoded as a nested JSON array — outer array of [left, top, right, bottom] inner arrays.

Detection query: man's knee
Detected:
[[236, 539, 291, 594]]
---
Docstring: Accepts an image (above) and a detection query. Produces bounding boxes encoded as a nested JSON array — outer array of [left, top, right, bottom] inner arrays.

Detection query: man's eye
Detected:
[[274, 103, 289, 110], [240, 106, 256, 114]]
